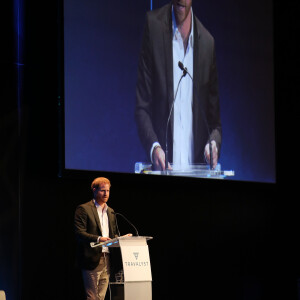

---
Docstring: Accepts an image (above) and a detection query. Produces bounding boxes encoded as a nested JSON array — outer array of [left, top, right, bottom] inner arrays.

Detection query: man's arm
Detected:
[[207, 43, 222, 156], [203, 40, 222, 168], [74, 205, 99, 243], [135, 13, 172, 171], [135, 13, 160, 160]]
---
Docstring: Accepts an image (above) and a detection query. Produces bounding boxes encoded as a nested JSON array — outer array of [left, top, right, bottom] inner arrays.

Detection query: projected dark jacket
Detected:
[[74, 200, 118, 270], [135, 3, 222, 163]]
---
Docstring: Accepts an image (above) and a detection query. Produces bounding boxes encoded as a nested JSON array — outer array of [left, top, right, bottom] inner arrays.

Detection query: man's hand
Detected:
[[99, 237, 111, 242], [204, 140, 218, 169], [152, 146, 171, 170]]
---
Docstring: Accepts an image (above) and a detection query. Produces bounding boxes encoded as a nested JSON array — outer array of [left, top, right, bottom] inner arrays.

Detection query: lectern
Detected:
[[91, 236, 153, 300]]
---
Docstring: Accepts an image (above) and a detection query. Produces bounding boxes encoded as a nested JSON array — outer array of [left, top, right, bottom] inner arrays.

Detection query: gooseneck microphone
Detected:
[[165, 61, 187, 171], [178, 61, 214, 170], [112, 212, 139, 236], [113, 212, 121, 237]]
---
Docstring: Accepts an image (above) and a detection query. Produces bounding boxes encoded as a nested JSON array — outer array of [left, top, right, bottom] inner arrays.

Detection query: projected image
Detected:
[[63, 0, 275, 182], [135, 0, 222, 174]]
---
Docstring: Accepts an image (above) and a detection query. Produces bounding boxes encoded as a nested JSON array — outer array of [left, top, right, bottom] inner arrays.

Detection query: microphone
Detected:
[[178, 61, 214, 170], [178, 61, 187, 76], [165, 62, 187, 171], [112, 212, 139, 236]]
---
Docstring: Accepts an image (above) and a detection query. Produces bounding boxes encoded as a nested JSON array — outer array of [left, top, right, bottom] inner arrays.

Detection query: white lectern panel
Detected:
[[119, 239, 152, 282], [124, 282, 152, 300]]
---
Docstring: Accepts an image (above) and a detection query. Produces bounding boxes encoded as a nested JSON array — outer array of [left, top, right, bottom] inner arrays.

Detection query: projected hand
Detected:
[[204, 140, 218, 169], [152, 146, 171, 171]]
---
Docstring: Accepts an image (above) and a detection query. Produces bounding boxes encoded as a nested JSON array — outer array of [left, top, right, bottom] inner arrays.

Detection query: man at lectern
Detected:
[[135, 0, 222, 170], [74, 177, 118, 300]]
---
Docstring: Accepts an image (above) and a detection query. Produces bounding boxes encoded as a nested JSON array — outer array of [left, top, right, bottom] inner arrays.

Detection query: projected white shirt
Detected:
[[172, 7, 194, 169]]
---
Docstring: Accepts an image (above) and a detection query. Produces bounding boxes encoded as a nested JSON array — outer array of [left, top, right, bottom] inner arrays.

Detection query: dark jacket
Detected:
[[74, 200, 118, 270]]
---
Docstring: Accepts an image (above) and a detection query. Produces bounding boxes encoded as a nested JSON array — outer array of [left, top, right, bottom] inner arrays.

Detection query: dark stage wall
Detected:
[[1, 1, 300, 300], [19, 174, 296, 300]]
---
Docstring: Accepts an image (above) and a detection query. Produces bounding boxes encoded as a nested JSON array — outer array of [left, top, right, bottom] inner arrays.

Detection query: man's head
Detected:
[[172, 0, 192, 26], [91, 177, 111, 206]]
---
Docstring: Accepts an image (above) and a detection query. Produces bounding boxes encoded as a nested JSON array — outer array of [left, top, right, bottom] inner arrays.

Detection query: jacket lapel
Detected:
[[90, 200, 102, 233], [193, 17, 203, 90], [163, 4, 174, 142]]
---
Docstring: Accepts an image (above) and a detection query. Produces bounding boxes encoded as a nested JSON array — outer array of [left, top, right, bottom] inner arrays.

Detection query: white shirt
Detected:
[[94, 199, 109, 253], [172, 7, 194, 170]]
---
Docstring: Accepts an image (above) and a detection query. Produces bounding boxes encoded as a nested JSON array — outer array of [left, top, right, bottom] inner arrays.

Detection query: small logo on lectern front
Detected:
[[124, 252, 149, 267], [133, 252, 139, 260]]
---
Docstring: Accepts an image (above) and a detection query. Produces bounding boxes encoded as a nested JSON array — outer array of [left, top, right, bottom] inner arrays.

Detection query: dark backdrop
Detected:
[[1, 1, 300, 300]]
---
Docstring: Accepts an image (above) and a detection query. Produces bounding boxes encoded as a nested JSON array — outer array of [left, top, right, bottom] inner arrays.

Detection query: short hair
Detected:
[[91, 177, 111, 190]]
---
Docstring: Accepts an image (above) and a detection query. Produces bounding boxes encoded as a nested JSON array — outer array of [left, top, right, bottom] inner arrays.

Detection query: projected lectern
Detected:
[[91, 236, 153, 300], [135, 162, 235, 179]]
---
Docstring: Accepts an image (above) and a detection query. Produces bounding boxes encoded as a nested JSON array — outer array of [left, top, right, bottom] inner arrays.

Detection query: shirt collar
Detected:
[[172, 5, 194, 48], [93, 199, 108, 212]]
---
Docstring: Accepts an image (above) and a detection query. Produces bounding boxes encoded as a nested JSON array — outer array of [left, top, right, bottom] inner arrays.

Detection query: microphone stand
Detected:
[[113, 212, 139, 236]]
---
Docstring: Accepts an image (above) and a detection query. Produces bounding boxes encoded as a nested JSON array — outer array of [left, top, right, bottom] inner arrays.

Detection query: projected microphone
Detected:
[[165, 62, 187, 172], [178, 61, 214, 170], [178, 61, 187, 76], [112, 212, 139, 236]]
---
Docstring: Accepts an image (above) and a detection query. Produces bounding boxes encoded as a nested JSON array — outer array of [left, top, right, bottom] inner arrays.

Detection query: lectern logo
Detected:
[[133, 252, 139, 260], [125, 252, 149, 267]]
